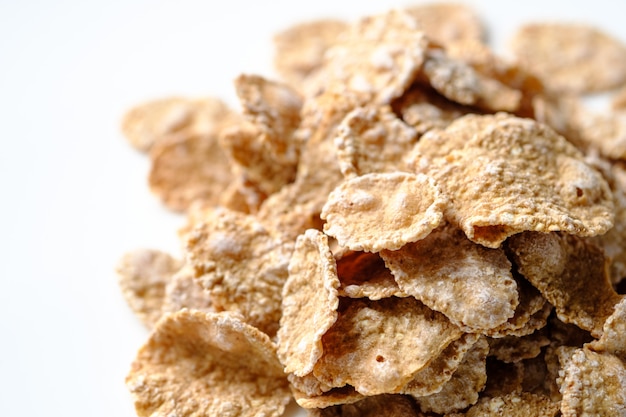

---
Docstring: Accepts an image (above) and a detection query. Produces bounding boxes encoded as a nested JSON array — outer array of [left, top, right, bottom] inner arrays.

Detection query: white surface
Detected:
[[1, 1, 625, 416]]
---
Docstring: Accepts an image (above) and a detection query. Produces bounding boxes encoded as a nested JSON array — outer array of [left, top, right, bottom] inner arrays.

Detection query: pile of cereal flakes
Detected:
[[116, 3, 626, 416]]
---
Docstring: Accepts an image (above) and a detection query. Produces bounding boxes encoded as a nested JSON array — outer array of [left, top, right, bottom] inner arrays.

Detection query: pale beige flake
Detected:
[[116, 249, 182, 328], [313, 297, 463, 395], [149, 130, 235, 212], [575, 109, 626, 160], [273, 19, 347, 90], [404, 3, 485, 46], [557, 347, 626, 416], [381, 225, 517, 331], [278, 229, 340, 376], [319, 9, 429, 104], [322, 172, 445, 252], [507, 231, 622, 337], [161, 264, 214, 315], [510, 23, 626, 94], [463, 392, 560, 417], [413, 336, 488, 414], [185, 207, 293, 337], [588, 296, 626, 360], [419, 113, 614, 248], [307, 394, 422, 417], [334, 105, 418, 178], [335, 250, 406, 300], [121, 96, 231, 152], [401, 333, 480, 398], [421, 48, 521, 113], [126, 310, 291, 417]]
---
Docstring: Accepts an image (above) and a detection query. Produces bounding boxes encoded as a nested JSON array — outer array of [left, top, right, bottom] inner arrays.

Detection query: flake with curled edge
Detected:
[[588, 296, 626, 361], [318, 9, 430, 104], [404, 3, 485, 46], [335, 250, 407, 300], [185, 207, 292, 337], [312, 297, 463, 396], [149, 130, 235, 212], [510, 23, 626, 94], [291, 385, 365, 409], [416, 113, 614, 248], [557, 347, 626, 416], [413, 336, 488, 414], [121, 96, 232, 152], [420, 48, 522, 113], [116, 249, 182, 328], [307, 394, 422, 417], [381, 225, 518, 331], [507, 231, 622, 338], [277, 229, 340, 377], [462, 392, 560, 417], [334, 105, 418, 178], [322, 172, 446, 252], [487, 330, 551, 363], [126, 310, 291, 417], [400, 333, 480, 398], [273, 19, 347, 91]]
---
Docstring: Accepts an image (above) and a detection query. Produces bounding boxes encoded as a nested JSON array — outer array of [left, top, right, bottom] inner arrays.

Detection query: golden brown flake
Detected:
[[404, 3, 485, 46], [161, 265, 214, 315], [185, 207, 293, 336], [463, 392, 560, 417], [588, 296, 626, 360], [292, 385, 364, 409], [557, 347, 626, 416], [381, 225, 517, 331], [413, 336, 488, 414], [507, 231, 622, 337], [313, 297, 463, 395], [334, 105, 418, 178], [318, 10, 429, 104], [322, 172, 445, 252], [416, 113, 614, 248], [510, 23, 626, 94], [116, 249, 182, 328], [126, 310, 291, 417], [149, 130, 234, 212], [278, 230, 340, 376], [121, 96, 231, 152], [335, 250, 407, 300], [273, 19, 347, 91], [488, 330, 551, 363]]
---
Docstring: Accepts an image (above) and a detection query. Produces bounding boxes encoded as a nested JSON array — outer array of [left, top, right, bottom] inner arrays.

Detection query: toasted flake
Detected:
[[322, 172, 445, 252], [319, 10, 429, 104], [421, 48, 521, 112], [336, 250, 407, 300], [588, 296, 626, 360], [507, 231, 622, 337], [149, 131, 234, 212], [307, 394, 422, 417], [121, 97, 231, 152], [288, 372, 333, 398], [413, 336, 488, 414], [185, 207, 293, 336], [161, 265, 213, 315], [278, 230, 340, 376], [401, 333, 481, 397], [273, 19, 347, 90], [418, 113, 614, 248], [292, 385, 364, 409], [126, 310, 290, 417], [488, 330, 551, 363], [404, 3, 484, 46], [313, 297, 463, 395], [464, 392, 560, 417], [334, 105, 418, 178], [510, 23, 626, 94], [382, 225, 517, 331], [557, 347, 626, 416], [575, 109, 626, 160], [116, 249, 182, 328]]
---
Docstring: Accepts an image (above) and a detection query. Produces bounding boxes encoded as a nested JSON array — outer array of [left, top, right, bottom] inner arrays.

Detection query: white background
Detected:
[[1, 1, 625, 416]]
